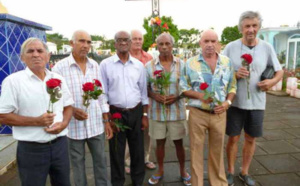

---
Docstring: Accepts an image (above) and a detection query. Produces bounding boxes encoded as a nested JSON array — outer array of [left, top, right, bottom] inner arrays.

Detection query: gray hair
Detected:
[[71, 30, 90, 42], [238, 11, 263, 32], [156, 33, 175, 45], [21, 37, 49, 55], [114, 31, 131, 41]]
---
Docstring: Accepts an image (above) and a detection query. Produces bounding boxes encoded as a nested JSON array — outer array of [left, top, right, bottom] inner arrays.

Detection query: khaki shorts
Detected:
[[149, 119, 187, 140]]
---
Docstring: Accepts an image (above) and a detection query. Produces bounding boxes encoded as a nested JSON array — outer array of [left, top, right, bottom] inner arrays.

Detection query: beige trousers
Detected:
[[125, 126, 152, 166], [188, 107, 227, 186]]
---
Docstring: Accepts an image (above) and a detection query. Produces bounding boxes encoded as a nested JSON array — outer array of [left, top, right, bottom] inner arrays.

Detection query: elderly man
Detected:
[[181, 29, 236, 186], [146, 33, 191, 185], [0, 38, 74, 186], [123, 29, 155, 174], [52, 30, 113, 186], [223, 11, 283, 186], [100, 30, 148, 186]]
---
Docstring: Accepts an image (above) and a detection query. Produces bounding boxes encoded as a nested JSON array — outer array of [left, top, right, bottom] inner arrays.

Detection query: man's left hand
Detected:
[[165, 95, 178, 105], [44, 122, 67, 134], [141, 116, 149, 130], [214, 101, 229, 114], [105, 122, 113, 139], [257, 79, 274, 91]]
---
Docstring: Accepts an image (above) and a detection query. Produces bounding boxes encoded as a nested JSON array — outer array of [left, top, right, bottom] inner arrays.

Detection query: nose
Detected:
[[32, 50, 39, 57]]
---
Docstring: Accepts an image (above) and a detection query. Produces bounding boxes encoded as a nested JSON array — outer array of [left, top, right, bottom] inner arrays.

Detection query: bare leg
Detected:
[[226, 135, 241, 174], [241, 133, 256, 175], [173, 139, 186, 176]]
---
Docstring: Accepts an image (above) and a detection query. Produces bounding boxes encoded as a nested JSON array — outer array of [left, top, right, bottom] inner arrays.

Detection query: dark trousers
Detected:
[[109, 104, 145, 186], [17, 136, 70, 186]]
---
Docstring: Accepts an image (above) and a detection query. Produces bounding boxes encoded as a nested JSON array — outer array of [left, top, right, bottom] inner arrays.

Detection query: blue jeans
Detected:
[[17, 136, 70, 186]]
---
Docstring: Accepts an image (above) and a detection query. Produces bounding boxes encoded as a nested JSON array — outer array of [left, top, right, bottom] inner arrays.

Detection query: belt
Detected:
[[110, 102, 141, 113], [19, 136, 63, 145], [196, 107, 215, 114]]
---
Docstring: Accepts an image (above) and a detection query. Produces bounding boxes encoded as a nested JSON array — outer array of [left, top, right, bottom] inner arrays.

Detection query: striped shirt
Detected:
[[52, 54, 109, 140], [180, 52, 237, 110], [145, 56, 186, 121]]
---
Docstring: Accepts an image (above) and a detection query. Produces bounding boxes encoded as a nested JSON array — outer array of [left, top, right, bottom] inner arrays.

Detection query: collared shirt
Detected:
[[180, 52, 237, 110], [0, 68, 74, 142], [145, 56, 186, 121], [52, 54, 109, 140], [131, 50, 153, 65], [223, 39, 282, 110], [99, 54, 148, 108]]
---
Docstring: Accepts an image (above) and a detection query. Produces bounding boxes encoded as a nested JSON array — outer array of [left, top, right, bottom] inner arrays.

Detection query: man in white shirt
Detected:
[[0, 38, 74, 186], [52, 30, 113, 186]]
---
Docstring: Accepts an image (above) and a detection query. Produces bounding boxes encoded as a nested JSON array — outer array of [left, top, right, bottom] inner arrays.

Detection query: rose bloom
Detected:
[[82, 82, 94, 92], [200, 82, 209, 90], [241, 54, 253, 64], [112, 112, 122, 119], [94, 79, 102, 87], [46, 78, 61, 89], [154, 70, 163, 76]]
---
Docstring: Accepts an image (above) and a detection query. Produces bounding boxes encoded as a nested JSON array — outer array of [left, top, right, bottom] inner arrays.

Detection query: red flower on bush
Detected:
[[112, 113, 122, 119], [162, 23, 169, 29], [82, 82, 94, 92], [94, 79, 102, 87], [200, 82, 209, 90], [46, 78, 61, 89], [241, 54, 253, 64]]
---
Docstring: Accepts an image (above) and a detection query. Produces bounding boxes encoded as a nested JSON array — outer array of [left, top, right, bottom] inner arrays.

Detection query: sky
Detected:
[[2, 0, 300, 40]]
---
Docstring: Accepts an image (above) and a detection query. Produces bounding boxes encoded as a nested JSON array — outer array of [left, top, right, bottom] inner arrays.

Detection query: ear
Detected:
[[70, 40, 74, 47]]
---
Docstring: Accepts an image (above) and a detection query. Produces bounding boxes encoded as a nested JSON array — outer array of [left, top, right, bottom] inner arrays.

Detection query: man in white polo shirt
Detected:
[[0, 38, 74, 186]]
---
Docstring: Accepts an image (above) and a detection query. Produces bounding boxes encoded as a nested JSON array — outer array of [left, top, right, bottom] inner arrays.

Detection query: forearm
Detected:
[[0, 113, 39, 126], [182, 90, 202, 100], [62, 106, 73, 127], [226, 92, 235, 102], [143, 105, 148, 114], [272, 70, 284, 85]]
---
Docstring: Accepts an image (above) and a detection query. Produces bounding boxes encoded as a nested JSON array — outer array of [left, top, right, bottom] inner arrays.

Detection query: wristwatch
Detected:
[[226, 100, 232, 106], [143, 113, 148, 117], [103, 119, 110, 123]]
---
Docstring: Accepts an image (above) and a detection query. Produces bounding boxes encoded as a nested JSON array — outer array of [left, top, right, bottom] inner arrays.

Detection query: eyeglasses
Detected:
[[116, 38, 131, 43]]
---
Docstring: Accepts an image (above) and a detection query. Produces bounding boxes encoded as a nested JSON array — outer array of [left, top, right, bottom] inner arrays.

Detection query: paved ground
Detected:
[[0, 94, 300, 186]]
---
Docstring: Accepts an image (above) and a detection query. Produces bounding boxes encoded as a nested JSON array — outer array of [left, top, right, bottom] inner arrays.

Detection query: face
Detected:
[[241, 18, 260, 42], [131, 31, 143, 50], [115, 32, 131, 54], [199, 31, 218, 56], [71, 32, 91, 58], [157, 35, 173, 57], [21, 40, 50, 71]]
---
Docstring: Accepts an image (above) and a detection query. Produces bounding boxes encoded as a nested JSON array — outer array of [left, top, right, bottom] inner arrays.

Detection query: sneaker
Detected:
[[239, 172, 255, 186], [227, 173, 234, 186]]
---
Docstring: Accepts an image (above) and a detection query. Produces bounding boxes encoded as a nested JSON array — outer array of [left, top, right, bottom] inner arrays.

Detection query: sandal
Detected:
[[181, 172, 192, 186], [148, 174, 163, 185], [145, 161, 156, 170]]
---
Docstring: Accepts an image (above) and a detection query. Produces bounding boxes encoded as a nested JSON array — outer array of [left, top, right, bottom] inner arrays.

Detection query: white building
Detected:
[[46, 42, 57, 54]]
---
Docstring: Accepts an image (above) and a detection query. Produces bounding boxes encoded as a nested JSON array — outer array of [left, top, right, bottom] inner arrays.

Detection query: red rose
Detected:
[[46, 78, 61, 89], [241, 54, 253, 64], [200, 82, 209, 90], [162, 23, 169, 29], [94, 79, 102, 87], [112, 112, 122, 119], [154, 70, 163, 76], [82, 82, 94, 92]]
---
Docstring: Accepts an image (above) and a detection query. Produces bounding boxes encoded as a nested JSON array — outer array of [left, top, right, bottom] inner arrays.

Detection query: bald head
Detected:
[[200, 29, 219, 56], [71, 30, 91, 42]]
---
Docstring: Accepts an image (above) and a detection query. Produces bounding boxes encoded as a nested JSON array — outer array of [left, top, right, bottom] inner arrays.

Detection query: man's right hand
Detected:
[[37, 113, 56, 127], [73, 107, 88, 120], [152, 93, 166, 104], [198, 92, 213, 104], [236, 67, 249, 79]]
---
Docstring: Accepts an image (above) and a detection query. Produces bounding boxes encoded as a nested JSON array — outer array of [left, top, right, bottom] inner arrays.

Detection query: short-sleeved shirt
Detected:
[[223, 39, 282, 110], [145, 56, 186, 121], [180, 52, 237, 110], [0, 68, 74, 142], [52, 54, 109, 140]]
